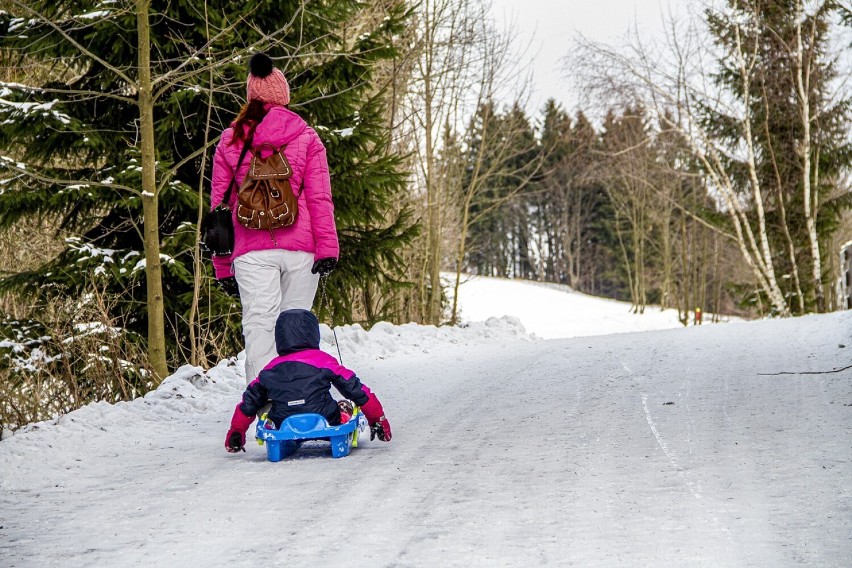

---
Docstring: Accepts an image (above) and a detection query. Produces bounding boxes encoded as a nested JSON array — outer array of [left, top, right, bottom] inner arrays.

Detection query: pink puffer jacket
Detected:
[[210, 105, 339, 279]]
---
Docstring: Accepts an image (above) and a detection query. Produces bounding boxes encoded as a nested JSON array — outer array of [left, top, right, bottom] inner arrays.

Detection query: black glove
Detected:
[[217, 276, 240, 298], [311, 257, 338, 276], [226, 430, 245, 453], [370, 416, 392, 442]]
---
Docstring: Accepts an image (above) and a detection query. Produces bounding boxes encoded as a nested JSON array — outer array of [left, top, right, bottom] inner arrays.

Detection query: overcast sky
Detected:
[[489, 0, 695, 116]]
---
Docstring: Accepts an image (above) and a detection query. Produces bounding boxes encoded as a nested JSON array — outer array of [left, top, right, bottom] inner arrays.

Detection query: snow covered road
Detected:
[[2, 311, 851, 566]]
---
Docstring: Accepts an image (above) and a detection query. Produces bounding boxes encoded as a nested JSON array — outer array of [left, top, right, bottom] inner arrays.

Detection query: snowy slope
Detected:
[[1, 278, 851, 567], [450, 273, 701, 338]]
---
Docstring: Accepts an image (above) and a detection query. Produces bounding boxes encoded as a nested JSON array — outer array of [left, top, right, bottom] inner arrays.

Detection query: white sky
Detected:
[[489, 0, 852, 119], [489, 0, 696, 116]]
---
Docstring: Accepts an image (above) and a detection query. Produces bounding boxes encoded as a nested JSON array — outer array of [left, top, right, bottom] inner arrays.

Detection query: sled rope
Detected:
[[318, 273, 344, 365]]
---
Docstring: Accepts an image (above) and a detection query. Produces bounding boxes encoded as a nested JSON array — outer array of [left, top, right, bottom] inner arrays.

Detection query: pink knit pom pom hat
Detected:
[[246, 52, 290, 106]]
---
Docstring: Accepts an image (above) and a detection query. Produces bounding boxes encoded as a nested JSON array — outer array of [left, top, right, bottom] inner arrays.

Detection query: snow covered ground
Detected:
[[450, 273, 713, 338], [1, 275, 850, 567]]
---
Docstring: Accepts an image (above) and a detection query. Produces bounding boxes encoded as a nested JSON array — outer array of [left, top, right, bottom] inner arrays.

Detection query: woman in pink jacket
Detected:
[[211, 53, 339, 384]]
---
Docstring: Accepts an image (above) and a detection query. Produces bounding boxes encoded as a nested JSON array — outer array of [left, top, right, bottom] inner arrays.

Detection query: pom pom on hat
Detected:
[[249, 53, 274, 78], [247, 52, 290, 106]]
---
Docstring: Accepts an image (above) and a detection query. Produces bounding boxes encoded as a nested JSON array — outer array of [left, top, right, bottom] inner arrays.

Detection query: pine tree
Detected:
[[0, 1, 415, 380], [462, 100, 542, 277], [532, 102, 616, 294], [600, 106, 662, 312], [500, 103, 539, 279]]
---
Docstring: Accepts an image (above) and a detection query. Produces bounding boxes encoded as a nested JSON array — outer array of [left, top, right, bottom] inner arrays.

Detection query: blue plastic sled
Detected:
[[255, 409, 368, 462]]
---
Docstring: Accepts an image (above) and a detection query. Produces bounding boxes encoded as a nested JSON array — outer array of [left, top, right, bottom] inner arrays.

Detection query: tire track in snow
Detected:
[[640, 392, 701, 500], [621, 360, 701, 500], [623, 360, 738, 563], [621, 360, 702, 500]]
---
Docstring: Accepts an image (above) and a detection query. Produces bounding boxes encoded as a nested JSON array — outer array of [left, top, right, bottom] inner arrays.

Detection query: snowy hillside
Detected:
[[450, 273, 715, 338], [1, 277, 851, 567]]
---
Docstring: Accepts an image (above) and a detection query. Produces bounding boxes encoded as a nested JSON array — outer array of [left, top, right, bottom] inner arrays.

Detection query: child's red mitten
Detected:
[[225, 404, 254, 453], [226, 429, 245, 452], [361, 393, 392, 442], [370, 416, 392, 442]]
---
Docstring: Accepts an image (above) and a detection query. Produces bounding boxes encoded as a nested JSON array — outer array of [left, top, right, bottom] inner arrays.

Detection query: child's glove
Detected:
[[361, 393, 390, 441], [225, 403, 254, 453], [369, 416, 392, 442], [225, 429, 246, 453]]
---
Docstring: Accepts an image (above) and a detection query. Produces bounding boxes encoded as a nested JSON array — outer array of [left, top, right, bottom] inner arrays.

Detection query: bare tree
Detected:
[[792, 0, 824, 311], [575, 10, 786, 314], [449, 100, 547, 322], [575, 0, 851, 316], [394, 0, 544, 324], [393, 0, 490, 323], [599, 106, 657, 313]]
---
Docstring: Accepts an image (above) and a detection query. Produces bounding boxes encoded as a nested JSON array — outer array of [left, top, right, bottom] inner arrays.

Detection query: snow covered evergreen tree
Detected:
[[0, 1, 415, 381]]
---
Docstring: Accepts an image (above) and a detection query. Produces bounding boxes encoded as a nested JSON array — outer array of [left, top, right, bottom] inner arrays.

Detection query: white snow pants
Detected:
[[234, 249, 319, 384]]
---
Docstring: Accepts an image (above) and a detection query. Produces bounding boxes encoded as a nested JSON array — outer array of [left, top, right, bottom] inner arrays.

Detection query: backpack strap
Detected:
[[248, 143, 294, 180], [218, 124, 258, 208], [253, 142, 280, 155]]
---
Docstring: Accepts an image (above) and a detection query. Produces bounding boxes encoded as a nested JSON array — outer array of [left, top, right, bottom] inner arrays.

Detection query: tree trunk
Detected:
[[614, 210, 637, 311], [189, 0, 214, 368], [732, 21, 790, 316], [450, 205, 471, 326], [678, 210, 690, 325], [421, 1, 443, 325], [795, 8, 825, 312], [136, 0, 168, 379]]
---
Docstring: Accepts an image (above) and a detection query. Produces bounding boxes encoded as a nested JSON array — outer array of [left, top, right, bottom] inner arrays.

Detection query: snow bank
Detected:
[[1, 315, 529, 443], [321, 314, 531, 359]]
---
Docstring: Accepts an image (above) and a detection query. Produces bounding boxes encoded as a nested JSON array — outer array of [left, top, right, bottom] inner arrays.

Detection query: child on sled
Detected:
[[225, 309, 392, 453]]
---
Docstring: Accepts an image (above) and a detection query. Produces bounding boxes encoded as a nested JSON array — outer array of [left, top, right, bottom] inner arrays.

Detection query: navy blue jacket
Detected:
[[238, 310, 373, 427]]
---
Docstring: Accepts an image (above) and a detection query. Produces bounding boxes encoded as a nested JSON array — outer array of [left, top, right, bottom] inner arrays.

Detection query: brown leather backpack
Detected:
[[236, 142, 299, 231]]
